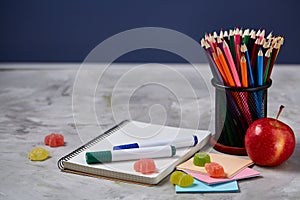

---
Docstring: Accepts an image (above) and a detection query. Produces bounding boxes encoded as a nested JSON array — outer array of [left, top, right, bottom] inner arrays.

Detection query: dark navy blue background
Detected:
[[0, 0, 299, 63]]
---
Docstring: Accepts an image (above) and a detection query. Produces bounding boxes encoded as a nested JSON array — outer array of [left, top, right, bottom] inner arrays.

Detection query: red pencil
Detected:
[[204, 40, 214, 55], [247, 30, 256, 55], [259, 29, 265, 42], [216, 36, 223, 49], [262, 38, 270, 55], [250, 38, 260, 80], [234, 29, 241, 74]]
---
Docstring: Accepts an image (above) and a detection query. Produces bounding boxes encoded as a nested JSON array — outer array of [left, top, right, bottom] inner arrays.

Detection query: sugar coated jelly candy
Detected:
[[28, 147, 50, 161], [193, 152, 211, 166], [170, 171, 185, 185], [134, 158, 156, 174], [170, 171, 194, 187], [178, 174, 194, 187], [44, 133, 64, 147], [205, 162, 225, 178]]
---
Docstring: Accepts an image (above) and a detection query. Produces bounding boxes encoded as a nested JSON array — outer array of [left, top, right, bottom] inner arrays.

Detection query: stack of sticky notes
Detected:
[[175, 153, 261, 193]]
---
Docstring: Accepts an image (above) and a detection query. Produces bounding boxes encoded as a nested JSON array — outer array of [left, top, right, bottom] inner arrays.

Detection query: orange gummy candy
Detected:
[[205, 162, 225, 178]]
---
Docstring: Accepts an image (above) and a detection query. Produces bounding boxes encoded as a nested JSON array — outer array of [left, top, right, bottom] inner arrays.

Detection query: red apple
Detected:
[[245, 105, 296, 166]]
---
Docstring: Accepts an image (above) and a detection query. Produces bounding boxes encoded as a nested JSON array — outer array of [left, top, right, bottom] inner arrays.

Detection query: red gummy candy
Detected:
[[44, 133, 64, 147], [205, 162, 225, 178], [134, 158, 156, 174]]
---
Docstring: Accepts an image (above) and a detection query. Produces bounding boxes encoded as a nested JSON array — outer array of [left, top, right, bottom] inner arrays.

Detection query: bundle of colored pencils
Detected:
[[200, 28, 284, 87]]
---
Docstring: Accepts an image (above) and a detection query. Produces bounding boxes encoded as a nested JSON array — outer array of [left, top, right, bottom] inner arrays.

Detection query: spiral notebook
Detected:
[[57, 120, 211, 185]]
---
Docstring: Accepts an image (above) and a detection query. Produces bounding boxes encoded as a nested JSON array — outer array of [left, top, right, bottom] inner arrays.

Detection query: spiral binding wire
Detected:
[[57, 120, 129, 169]]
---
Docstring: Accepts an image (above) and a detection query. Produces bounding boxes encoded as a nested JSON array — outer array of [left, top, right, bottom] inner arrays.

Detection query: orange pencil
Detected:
[[216, 47, 235, 87], [212, 52, 227, 84], [240, 55, 248, 87]]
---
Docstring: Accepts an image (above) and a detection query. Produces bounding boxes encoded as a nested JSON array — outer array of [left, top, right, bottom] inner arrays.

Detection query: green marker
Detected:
[[86, 145, 176, 164]]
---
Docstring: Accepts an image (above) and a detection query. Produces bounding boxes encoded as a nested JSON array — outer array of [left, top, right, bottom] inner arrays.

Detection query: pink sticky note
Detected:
[[184, 167, 260, 185]]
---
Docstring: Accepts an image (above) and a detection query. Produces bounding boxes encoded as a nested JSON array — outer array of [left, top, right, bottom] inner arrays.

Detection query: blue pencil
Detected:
[[257, 48, 264, 86], [257, 49, 264, 118], [241, 43, 261, 119]]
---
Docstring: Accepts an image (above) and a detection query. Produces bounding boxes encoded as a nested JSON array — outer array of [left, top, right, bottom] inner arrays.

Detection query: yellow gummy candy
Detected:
[[170, 171, 185, 185], [28, 147, 50, 161], [178, 174, 194, 187], [170, 171, 194, 187]]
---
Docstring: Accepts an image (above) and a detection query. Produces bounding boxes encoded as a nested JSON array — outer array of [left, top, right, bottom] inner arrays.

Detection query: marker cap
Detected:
[[113, 143, 139, 150], [86, 151, 112, 164], [193, 135, 198, 146], [171, 145, 176, 156]]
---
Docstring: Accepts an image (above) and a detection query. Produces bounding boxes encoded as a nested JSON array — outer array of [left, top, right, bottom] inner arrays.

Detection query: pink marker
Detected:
[[222, 41, 241, 87]]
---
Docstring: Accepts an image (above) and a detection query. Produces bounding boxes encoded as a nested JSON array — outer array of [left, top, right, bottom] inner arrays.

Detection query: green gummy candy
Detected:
[[193, 152, 211, 167]]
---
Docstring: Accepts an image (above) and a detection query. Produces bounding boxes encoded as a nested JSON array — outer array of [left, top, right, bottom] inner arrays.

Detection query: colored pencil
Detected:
[[265, 42, 280, 82], [213, 31, 218, 39], [241, 43, 255, 87], [229, 29, 236, 62], [259, 29, 265, 42], [266, 31, 273, 40], [212, 52, 227, 83], [256, 29, 261, 38], [240, 55, 248, 87], [219, 29, 224, 38], [234, 29, 241, 74], [263, 51, 272, 84], [223, 30, 229, 44], [243, 29, 250, 46], [216, 36, 223, 49], [257, 49, 264, 118], [250, 38, 260, 84], [204, 42, 223, 83], [216, 47, 235, 87], [257, 49, 264, 86], [263, 48, 272, 81], [262, 39, 270, 55], [275, 37, 284, 59], [223, 41, 241, 87], [247, 30, 256, 55]]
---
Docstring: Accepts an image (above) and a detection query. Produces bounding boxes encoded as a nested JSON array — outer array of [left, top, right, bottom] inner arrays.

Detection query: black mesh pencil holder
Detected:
[[210, 79, 272, 155]]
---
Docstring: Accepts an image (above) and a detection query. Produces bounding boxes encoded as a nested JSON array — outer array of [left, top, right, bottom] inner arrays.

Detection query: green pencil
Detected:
[[229, 29, 236, 62], [264, 51, 272, 84], [243, 29, 250, 46]]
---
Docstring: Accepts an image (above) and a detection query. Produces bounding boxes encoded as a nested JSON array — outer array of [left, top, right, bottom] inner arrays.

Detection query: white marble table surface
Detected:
[[0, 63, 299, 200]]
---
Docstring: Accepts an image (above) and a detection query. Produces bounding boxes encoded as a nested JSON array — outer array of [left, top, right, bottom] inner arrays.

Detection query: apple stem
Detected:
[[275, 105, 285, 122]]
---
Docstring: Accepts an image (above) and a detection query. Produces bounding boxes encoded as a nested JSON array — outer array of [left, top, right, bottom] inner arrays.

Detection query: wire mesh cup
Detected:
[[211, 79, 272, 155]]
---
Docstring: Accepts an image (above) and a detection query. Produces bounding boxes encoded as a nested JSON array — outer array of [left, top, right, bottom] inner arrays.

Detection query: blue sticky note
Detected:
[[176, 179, 239, 193]]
